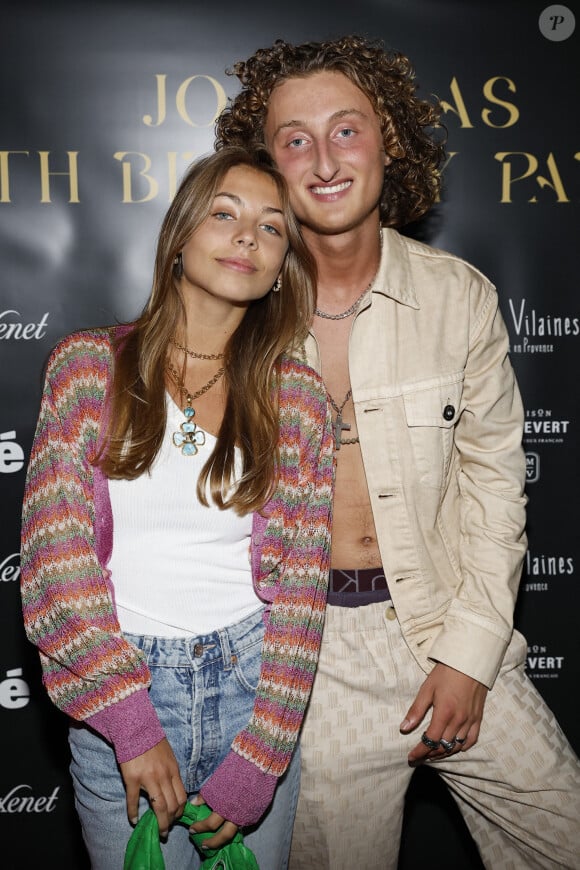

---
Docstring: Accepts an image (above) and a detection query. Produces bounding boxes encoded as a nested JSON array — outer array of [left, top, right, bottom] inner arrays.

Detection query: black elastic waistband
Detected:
[[327, 568, 391, 607]]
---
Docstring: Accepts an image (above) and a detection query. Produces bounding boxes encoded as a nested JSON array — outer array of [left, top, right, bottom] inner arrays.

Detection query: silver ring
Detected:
[[455, 736, 466, 745], [421, 732, 440, 751], [440, 738, 456, 753]]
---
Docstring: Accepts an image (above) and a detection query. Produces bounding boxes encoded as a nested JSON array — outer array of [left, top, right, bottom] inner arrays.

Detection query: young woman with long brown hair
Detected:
[[20, 146, 334, 870]]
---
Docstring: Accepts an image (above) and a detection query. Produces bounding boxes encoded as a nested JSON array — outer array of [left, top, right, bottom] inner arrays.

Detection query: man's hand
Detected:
[[400, 662, 488, 764], [120, 738, 187, 837], [188, 795, 239, 850]]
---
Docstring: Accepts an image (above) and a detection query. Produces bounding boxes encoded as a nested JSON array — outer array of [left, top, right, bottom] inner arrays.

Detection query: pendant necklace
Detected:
[[166, 359, 224, 456], [326, 388, 360, 451]]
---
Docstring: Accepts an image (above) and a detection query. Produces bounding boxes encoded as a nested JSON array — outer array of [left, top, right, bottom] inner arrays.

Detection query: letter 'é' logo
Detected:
[[525, 452, 540, 483]]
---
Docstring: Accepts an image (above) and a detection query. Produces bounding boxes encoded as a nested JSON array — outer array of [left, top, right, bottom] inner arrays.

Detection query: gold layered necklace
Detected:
[[166, 349, 225, 456], [170, 337, 225, 360]]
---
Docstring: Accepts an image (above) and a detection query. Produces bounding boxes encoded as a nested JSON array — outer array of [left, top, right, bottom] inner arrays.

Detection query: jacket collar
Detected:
[[369, 228, 420, 309]]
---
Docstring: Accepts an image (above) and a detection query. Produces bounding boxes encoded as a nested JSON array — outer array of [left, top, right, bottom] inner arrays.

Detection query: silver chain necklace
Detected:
[[315, 229, 382, 320], [314, 284, 370, 320]]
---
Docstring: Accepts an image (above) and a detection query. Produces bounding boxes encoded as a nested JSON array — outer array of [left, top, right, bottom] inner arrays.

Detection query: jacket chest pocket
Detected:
[[401, 373, 464, 489]]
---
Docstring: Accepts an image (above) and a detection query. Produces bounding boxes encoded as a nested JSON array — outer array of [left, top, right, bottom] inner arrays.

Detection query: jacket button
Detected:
[[193, 643, 204, 657], [443, 404, 455, 421], [385, 605, 397, 621]]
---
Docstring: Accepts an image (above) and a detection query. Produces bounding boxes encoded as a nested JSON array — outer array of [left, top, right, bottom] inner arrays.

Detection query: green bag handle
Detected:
[[123, 803, 260, 870]]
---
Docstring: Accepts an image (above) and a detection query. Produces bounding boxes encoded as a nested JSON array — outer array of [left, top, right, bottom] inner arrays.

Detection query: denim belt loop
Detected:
[[217, 625, 234, 670]]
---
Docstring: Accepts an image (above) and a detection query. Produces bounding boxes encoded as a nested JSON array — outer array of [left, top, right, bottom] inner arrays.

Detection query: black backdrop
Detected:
[[1, 1, 579, 866]]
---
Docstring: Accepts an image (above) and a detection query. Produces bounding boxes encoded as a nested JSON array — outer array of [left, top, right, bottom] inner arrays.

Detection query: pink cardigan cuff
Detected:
[[200, 750, 278, 827], [85, 688, 166, 763]]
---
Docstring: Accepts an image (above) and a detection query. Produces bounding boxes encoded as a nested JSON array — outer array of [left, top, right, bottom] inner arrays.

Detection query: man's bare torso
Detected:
[[312, 316, 381, 569]]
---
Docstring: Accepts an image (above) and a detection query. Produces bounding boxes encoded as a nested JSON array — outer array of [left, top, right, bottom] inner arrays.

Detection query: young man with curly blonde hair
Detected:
[[216, 35, 580, 870]]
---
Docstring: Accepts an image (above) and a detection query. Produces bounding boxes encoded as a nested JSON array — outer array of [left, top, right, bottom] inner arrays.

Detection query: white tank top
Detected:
[[109, 395, 259, 637]]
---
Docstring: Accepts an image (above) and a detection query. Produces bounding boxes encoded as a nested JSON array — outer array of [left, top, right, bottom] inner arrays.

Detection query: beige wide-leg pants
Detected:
[[289, 602, 580, 870]]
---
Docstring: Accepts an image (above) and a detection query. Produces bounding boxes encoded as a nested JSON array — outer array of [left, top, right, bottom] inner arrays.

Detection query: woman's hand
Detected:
[[188, 795, 239, 850], [120, 738, 187, 837]]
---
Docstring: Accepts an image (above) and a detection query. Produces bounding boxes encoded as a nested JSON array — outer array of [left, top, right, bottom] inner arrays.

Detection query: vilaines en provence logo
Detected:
[[508, 298, 579, 354]]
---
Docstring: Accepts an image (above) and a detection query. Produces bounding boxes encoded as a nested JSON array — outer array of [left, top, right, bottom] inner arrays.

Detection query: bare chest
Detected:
[[312, 320, 381, 569]]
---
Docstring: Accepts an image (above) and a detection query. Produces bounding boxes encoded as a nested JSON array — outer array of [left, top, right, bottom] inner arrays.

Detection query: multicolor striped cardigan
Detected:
[[20, 328, 334, 826]]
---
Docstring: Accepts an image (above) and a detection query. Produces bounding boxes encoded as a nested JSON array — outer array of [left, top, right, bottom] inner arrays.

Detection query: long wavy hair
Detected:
[[215, 35, 446, 228], [98, 146, 317, 514]]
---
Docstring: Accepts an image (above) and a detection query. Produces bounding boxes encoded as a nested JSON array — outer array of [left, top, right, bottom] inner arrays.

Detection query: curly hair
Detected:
[[215, 35, 446, 228]]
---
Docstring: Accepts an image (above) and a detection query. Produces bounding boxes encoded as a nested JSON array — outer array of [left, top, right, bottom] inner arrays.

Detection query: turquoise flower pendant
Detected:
[[172, 404, 206, 456]]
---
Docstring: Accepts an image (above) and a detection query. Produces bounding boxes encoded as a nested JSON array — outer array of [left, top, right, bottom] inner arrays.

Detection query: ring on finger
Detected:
[[455, 736, 466, 745], [440, 737, 456, 753], [421, 732, 440, 751]]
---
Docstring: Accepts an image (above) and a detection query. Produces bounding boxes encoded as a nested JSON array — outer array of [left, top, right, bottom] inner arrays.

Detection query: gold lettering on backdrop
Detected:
[[38, 152, 80, 203], [495, 152, 570, 203], [441, 152, 458, 173], [439, 78, 474, 128], [143, 74, 168, 127], [113, 152, 199, 202], [167, 151, 197, 199], [533, 153, 570, 202], [175, 76, 227, 126], [481, 77, 519, 128], [114, 152, 159, 202], [143, 75, 227, 127], [440, 77, 520, 129], [0, 151, 30, 203], [435, 152, 458, 201]]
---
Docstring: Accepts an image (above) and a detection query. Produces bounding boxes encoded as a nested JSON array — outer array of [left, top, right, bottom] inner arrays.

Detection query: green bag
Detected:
[[123, 803, 260, 870]]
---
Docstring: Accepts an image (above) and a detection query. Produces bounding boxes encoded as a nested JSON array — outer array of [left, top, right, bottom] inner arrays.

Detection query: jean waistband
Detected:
[[124, 606, 265, 667]]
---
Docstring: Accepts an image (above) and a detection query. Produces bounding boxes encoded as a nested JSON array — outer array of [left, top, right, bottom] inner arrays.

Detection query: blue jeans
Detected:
[[69, 607, 300, 870]]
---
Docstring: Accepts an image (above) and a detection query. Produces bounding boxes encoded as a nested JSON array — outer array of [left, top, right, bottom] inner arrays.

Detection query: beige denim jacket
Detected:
[[305, 228, 528, 689]]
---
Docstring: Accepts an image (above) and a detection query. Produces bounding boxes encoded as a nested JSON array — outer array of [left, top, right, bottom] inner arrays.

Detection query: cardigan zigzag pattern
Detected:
[[20, 327, 334, 826]]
